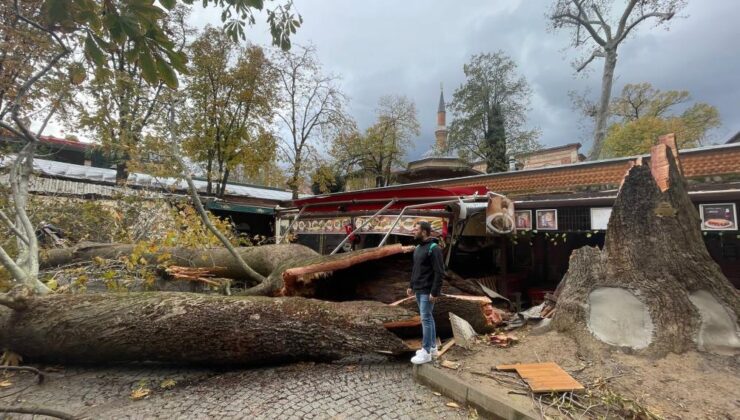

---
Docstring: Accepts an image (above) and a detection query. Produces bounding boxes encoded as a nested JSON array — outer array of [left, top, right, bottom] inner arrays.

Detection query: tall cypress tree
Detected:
[[486, 102, 507, 173]]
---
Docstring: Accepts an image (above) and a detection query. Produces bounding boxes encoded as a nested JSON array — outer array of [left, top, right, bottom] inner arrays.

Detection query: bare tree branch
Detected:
[[617, 0, 639, 36], [616, 11, 675, 44], [0, 120, 24, 138], [576, 49, 605, 72], [0, 209, 29, 245], [590, 4, 611, 40]]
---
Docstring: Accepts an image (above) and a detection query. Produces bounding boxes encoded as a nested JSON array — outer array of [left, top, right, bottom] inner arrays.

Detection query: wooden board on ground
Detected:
[[496, 362, 584, 393], [437, 339, 455, 357]]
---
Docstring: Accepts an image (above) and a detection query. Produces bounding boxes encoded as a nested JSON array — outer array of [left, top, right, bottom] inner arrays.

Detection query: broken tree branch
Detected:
[[167, 105, 266, 286]]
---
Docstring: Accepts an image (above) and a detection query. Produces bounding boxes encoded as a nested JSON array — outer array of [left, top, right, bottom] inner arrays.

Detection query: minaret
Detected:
[[435, 84, 449, 152]]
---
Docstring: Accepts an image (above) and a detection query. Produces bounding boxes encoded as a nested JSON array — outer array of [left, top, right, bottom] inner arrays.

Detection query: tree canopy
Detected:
[[181, 27, 279, 197], [331, 95, 420, 187], [448, 52, 539, 173], [0, 0, 300, 291], [601, 83, 720, 158]]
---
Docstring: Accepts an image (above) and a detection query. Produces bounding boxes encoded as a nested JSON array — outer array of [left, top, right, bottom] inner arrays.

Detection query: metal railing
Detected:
[[329, 199, 396, 255], [377, 194, 482, 247]]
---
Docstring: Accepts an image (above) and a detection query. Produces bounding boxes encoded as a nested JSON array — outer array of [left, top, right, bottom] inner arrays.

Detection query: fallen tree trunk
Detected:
[[40, 243, 414, 298], [551, 138, 740, 357], [0, 293, 414, 365], [327, 253, 488, 304], [391, 294, 506, 336], [40, 243, 317, 284]]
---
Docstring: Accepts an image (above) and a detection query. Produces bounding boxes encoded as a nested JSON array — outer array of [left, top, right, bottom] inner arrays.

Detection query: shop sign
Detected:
[[699, 203, 737, 231]]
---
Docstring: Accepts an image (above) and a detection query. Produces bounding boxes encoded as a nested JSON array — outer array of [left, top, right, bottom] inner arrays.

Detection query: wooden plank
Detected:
[[495, 362, 584, 393], [437, 339, 455, 357]]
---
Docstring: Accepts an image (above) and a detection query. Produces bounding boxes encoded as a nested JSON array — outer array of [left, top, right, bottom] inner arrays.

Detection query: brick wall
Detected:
[[430, 145, 740, 195]]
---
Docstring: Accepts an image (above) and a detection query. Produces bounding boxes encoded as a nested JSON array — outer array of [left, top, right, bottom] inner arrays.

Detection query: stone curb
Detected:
[[413, 364, 537, 420]]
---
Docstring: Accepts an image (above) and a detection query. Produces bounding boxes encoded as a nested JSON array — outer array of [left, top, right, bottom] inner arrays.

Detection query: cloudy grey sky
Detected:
[[189, 0, 740, 160]]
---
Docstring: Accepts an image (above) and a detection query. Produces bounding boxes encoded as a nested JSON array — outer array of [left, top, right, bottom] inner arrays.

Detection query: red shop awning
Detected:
[[292, 185, 488, 214]]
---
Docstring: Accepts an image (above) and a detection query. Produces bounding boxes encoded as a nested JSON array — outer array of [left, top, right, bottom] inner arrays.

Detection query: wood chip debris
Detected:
[[440, 360, 461, 370], [489, 333, 518, 347]]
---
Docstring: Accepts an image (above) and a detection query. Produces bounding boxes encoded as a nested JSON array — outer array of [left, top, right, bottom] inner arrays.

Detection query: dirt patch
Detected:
[[439, 327, 739, 419]]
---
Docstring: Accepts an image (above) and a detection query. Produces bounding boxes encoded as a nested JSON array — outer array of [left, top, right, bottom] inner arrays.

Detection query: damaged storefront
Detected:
[[276, 142, 740, 309]]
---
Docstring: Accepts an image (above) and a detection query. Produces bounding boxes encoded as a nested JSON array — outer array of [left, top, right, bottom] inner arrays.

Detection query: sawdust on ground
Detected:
[[441, 327, 740, 419]]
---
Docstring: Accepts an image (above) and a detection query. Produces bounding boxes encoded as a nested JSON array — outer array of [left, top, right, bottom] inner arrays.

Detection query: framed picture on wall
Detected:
[[590, 207, 613, 230], [699, 203, 737, 231], [536, 209, 558, 230], [514, 210, 532, 230]]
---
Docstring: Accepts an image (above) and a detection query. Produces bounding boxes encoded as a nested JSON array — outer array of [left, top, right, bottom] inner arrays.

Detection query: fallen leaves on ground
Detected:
[[0, 380, 12, 388], [160, 379, 177, 389], [446, 402, 460, 408], [130, 387, 151, 400]]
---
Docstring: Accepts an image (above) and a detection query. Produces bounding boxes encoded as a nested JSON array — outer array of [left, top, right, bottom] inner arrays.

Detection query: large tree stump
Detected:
[[0, 293, 413, 365], [552, 142, 740, 357]]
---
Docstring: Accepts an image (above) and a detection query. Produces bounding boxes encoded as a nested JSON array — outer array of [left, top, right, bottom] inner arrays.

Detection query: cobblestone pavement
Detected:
[[4, 362, 470, 419]]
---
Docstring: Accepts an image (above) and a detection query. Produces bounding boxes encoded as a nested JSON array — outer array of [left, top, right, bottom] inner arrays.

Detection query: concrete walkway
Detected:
[[413, 364, 538, 420]]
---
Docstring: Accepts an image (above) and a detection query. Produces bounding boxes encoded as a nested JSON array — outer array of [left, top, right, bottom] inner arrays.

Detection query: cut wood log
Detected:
[[551, 141, 740, 357], [280, 244, 414, 295], [0, 293, 415, 365], [342, 253, 486, 304], [391, 294, 506, 336]]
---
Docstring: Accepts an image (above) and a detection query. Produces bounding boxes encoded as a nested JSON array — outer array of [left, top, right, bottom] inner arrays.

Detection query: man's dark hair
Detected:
[[417, 221, 432, 235]]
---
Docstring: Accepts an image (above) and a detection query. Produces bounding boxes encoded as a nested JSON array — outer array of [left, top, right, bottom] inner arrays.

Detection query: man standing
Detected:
[[407, 221, 445, 365]]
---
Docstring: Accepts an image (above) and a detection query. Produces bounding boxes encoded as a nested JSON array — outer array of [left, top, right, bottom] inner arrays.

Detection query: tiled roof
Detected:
[[0, 155, 294, 202], [324, 143, 740, 199], [427, 143, 740, 195]]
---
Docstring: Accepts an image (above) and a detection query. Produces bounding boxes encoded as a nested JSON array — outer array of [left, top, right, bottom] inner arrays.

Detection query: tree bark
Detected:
[[392, 294, 505, 336], [0, 293, 413, 365], [40, 243, 316, 289], [552, 142, 740, 357], [589, 49, 617, 160], [40, 243, 416, 298]]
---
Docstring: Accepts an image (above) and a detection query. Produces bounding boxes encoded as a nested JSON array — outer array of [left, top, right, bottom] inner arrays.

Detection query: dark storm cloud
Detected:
[[190, 0, 740, 159]]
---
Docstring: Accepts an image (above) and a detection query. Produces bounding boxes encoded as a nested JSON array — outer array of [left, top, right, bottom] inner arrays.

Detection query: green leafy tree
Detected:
[[70, 6, 191, 183], [332, 95, 419, 187], [601, 83, 720, 158], [0, 0, 71, 135], [550, 0, 687, 160], [0, 0, 299, 295], [232, 159, 287, 189], [448, 52, 540, 173], [310, 163, 345, 195], [181, 27, 279, 197]]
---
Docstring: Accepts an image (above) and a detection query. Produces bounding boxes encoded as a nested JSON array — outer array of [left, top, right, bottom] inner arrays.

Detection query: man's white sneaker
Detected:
[[411, 349, 433, 364], [415, 347, 438, 358]]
